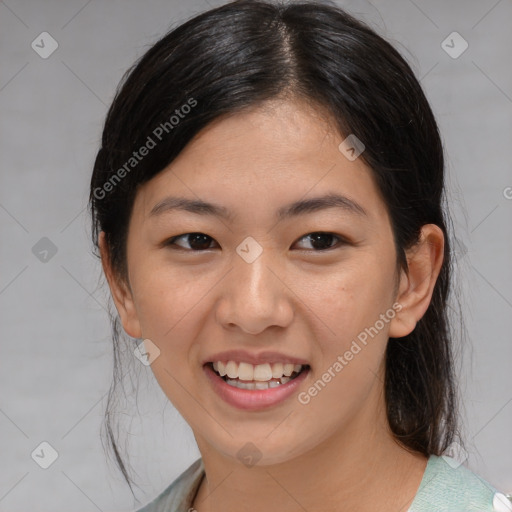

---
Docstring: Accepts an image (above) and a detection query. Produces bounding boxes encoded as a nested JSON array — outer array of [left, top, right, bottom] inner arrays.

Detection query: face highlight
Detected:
[[106, 99, 413, 466]]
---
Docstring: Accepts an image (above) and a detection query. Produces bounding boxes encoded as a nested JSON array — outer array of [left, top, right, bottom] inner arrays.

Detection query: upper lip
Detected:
[[203, 349, 310, 366]]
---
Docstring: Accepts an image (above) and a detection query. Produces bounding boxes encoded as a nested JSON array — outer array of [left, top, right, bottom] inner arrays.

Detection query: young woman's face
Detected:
[[114, 99, 409, 465]]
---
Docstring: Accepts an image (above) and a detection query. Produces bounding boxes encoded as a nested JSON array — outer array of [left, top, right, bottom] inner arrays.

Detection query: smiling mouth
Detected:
[[206, 361, 310, 390]]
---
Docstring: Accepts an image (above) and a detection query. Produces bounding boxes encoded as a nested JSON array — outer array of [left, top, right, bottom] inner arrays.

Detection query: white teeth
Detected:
[[225, 378, 279, 390], [226, 361, 238, 379], [238, 362, 254, 381], [283, 363, 294, 377], [210, 360, 306, 384], [224, 374, 295, 390], [272, 362, 284, 378], [217, 361, 227, 377], [253, 363, 272, 381], [225, 378, 262, 390]]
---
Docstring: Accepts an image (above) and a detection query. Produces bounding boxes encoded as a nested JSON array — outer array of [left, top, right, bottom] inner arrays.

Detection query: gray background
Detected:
[[1, 0, 511, 510]]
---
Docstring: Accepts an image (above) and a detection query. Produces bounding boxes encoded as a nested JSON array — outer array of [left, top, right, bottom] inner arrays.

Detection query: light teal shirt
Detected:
[[136, 455, 510, 512]]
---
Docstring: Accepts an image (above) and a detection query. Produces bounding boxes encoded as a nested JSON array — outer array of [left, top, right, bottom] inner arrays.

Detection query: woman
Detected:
[[89, 1, 510, 511]]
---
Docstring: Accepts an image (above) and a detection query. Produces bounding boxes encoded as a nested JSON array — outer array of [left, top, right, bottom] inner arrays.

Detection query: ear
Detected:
[[388, 224, 444, 338], [99, 231, 142, 339]]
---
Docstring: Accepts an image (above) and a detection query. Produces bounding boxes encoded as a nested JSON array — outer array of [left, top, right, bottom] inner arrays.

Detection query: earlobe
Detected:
[[98, 231, 142, 339], [388, 224, 444, 339]]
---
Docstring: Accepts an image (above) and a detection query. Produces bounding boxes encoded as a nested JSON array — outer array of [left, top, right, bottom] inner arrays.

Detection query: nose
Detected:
[[215, 252, 294, 335]]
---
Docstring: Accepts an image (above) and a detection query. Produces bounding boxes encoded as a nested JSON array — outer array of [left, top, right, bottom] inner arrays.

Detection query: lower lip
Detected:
[[203, 363, 310, 411]]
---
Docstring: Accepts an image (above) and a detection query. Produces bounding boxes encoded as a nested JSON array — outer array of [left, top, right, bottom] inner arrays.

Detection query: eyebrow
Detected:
[[149, 193, 368, 221]]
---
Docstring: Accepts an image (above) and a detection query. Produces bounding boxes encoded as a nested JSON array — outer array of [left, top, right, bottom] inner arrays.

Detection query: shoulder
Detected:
[[135, 458, 205, 512], [409, 454, 511, 512]]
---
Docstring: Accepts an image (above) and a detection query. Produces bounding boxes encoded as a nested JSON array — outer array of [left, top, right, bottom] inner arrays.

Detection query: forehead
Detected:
[[135, 99, 389, 224]]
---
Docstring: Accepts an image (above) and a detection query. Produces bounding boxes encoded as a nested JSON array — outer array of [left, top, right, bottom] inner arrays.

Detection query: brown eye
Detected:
[[294, 232, 343, 251], [167, 233, 217, 251]]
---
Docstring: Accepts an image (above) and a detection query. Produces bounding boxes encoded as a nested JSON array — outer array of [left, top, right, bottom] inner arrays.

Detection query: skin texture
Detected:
[[100, 99, 444, 511]]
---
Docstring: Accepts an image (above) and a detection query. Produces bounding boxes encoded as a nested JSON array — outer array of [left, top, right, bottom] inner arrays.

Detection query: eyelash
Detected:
[[165, 232, 348, 252]]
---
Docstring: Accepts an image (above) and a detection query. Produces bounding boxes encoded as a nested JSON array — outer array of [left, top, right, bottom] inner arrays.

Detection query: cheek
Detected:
[[128, 258, 224, 389], [129, 256, 209, 336], [295, 260, 394, 419], [295, 254, 396, 411], [131, 265, 209, 405], [295, 254, 396, 343]]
